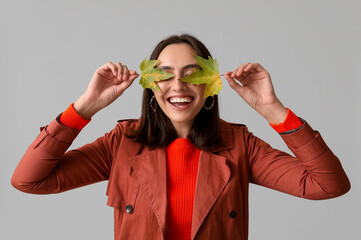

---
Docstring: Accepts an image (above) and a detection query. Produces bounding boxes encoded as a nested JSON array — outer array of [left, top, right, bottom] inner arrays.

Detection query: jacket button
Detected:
[[125, 205, 134, 214], [229, 210, 237, 218]]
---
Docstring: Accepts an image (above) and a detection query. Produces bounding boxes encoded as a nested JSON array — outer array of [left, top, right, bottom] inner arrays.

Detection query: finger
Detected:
[[106, 62, 117, 77], [224, 75, 247, 101], [117, 75, 137, 95], [234, 75, 247, 85], [231, 66, 242, 78], [227, 70, 246, 85], [115, 62, 123, 79], [122, 65, 129, 81], [129, 70, 138, 75], [128, 74, 139, 82], [236, 63, 251, 77], [231, 64, 244, 77], [234, 68, 249, 84], [116, 73, 138, 87], [231, 62, 250, 78], [97, 62, 113, 75], [244, 62, 264, 73], [224, 74, 243, 92]]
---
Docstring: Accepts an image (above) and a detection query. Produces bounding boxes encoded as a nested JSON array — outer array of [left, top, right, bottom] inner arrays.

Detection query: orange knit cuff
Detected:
[[59, 103, 91, 130], [269, 108, 303, 133]]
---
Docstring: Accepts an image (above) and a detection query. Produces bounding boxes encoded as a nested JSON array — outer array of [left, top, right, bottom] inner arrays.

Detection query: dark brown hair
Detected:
[[126, 34, 221, 151]]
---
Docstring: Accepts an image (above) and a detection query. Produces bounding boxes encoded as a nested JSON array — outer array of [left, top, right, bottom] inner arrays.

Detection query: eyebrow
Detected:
[[157, 64, 201, 71]]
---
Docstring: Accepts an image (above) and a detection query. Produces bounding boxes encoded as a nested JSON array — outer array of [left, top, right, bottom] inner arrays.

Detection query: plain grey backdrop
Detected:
[[1, 0, 360, 239]]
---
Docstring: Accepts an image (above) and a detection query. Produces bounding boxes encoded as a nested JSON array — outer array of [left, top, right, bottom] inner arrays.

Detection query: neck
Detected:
[[171, 121, 192, 138]]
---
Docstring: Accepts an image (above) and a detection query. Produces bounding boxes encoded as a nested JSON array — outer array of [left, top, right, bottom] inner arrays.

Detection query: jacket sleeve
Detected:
[[11, 115, 121, 194], [246, 121, 350, 200]]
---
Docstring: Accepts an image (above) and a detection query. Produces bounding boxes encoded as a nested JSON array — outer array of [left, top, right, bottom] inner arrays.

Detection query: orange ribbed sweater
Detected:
[[166, 138, 199, 240], [59, 103, 303, 240]]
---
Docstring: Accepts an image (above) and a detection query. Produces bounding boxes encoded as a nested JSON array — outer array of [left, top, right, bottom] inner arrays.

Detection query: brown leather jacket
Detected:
[[11, 117, 350, 240]]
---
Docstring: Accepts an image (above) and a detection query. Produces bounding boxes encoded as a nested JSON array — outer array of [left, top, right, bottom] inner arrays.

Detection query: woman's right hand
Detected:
[[74, 62, 139, 119]]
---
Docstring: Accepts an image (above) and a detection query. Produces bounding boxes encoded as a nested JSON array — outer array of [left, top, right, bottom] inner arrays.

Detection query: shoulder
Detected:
[[103, 118, 143, 148], [218, 119, 251, 147], [117, 119, 139, 123], [116, 118, 140, 130], [100, 119, 140, 140], [219, 118, 247, 130]]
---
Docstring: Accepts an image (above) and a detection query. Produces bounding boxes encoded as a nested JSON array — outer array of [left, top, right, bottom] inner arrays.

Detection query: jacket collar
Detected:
[[127, 119, 233, 238], [117, 118, 234, 152]]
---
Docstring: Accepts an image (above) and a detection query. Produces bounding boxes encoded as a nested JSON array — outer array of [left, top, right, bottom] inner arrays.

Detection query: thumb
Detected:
[[115, 75, 138, 96], [128, 74, 139, 81]]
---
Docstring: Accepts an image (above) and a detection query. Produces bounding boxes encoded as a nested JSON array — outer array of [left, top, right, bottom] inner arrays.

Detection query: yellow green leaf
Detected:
[[180, 55, 222, 98], [139, 58, 175, 91]]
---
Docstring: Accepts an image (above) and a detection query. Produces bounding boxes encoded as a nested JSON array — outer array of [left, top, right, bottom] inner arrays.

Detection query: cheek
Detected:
[[199, 98, 206, 106], [192, 84, 207, 97], [154, 81, 171, 97], [152, 91, 170, 110], [153, 92, 164, 105]]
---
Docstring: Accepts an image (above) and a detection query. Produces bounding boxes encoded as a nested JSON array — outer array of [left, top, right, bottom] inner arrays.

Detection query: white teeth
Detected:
[[169, 97, 193, 103]]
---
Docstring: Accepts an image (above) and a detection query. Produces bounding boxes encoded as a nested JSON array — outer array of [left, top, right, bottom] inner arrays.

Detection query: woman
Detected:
[[11, 34, 350, 240]]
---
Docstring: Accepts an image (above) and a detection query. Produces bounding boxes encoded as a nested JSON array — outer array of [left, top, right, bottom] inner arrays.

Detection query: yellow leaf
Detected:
[[139, 58, 174, 91], [180, 55, 222, 98]]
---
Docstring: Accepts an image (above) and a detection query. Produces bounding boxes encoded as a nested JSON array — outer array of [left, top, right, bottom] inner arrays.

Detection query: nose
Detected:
[[171, 76, 187, 91]]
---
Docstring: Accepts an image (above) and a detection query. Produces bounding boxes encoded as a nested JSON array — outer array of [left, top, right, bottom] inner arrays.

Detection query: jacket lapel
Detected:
[[191, 151, 231, 239], [128, 148, 168, 235], [191, 120, 234, 239]]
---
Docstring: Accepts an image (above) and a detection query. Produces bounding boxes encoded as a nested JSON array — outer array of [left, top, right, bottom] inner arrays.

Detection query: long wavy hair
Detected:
[[126, 34, 221, 151]]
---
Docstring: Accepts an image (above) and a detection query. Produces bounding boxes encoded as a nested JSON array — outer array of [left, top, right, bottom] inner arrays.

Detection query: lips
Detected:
[[167, 96, 194, 108]]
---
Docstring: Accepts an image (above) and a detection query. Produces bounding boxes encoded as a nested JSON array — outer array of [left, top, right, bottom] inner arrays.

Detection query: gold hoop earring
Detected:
[[150, 95, 157, 112], [203, 96, 215, 110]]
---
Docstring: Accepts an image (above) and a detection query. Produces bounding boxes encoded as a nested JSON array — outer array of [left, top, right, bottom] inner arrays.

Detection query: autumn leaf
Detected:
[[180, 55, 222, 98], [139, 58, 175, 91]]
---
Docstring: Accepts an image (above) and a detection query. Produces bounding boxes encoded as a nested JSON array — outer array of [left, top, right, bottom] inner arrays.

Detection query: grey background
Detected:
[[1, 0, 360, 239]]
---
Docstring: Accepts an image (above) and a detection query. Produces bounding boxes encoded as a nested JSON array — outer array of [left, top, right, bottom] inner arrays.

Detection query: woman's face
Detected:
[[153, 43, 206, 130]]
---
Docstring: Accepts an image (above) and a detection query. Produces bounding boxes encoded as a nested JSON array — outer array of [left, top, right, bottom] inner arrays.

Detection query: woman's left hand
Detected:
[[224, 62, 288, 124]]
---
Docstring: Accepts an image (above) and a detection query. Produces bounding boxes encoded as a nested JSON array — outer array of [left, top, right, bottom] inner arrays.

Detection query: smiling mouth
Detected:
[[168, 96, 193, 107]]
